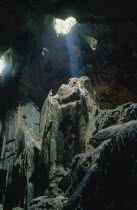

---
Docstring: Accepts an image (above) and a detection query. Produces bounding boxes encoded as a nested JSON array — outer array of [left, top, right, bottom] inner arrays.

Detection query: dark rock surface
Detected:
[[82, 22, 137, 109], [63, 120, 137, 210]]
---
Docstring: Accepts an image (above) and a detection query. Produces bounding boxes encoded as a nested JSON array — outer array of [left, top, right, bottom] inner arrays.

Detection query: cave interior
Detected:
[[0, 1, 137, 210]]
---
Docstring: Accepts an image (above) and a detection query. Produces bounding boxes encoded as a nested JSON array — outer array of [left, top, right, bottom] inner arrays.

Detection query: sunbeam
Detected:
[[66, 32, 80, 77]]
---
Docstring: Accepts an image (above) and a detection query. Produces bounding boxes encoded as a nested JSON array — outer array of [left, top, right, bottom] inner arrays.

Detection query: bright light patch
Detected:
[[0, 57, 5, 74], [54, 17, 77, 35]]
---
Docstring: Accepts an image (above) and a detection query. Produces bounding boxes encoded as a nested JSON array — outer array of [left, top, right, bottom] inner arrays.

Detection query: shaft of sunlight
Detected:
[[54, 16, 80, 77], [66, 33, 80, 77]]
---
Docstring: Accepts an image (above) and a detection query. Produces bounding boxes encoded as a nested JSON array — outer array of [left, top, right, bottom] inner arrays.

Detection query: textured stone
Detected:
[[63, 115, 137, 210], [0, 102, 41, 209], [96, 102, 136, 128], [40, 76, 97, 196], [29, 196, 67, 210], [1, 76, 137, 210]]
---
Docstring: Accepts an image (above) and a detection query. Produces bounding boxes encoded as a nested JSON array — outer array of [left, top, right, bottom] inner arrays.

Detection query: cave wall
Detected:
[[84, 22, 137, 109], [0, 102, 41, 209]]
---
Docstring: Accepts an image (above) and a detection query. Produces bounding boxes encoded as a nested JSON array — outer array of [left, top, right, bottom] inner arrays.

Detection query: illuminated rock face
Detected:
[[1, 77, 137, 210], [40, 76, 97, 196]]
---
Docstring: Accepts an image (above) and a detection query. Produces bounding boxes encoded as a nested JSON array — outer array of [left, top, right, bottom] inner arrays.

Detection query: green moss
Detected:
[[1, 47, 18, 81], [3, 48, 15, 66], [85, 36, 98, 49]]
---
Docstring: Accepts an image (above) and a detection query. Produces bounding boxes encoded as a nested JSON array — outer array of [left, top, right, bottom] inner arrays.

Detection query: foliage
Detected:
[[85, 36, 98, 49]]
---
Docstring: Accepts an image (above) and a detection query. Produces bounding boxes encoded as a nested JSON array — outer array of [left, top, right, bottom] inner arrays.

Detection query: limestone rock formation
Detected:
[[40, 76, 97, 197], [1, 76, 137, 210], [0, 102, 41, 209], [0, 0, 137, 209], [0, 76, 98, 209], [63, 104, 137, 210]]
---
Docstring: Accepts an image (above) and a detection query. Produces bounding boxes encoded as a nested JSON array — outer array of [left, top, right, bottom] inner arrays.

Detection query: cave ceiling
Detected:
[[0, 0, 137, 54], [0, 0, 137, 111]]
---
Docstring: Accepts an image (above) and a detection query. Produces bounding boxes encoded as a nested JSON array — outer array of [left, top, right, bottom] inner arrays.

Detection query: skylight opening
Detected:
[[0, 57, 6, 74], [54, 17, 77, 35]]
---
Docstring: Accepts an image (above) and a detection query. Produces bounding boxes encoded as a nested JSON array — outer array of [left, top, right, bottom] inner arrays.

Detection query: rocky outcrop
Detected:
[[0, 76, 98, 209], [40, 76, 97, 197], [1, 76, 137, 210], [63, 103, 137, 210], [29, 78, 137, 210]]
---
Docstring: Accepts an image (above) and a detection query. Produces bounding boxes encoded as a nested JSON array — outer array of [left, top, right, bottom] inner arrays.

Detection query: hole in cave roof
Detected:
[[54, 17, 77, 35], [0, 57, 6, 75]]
